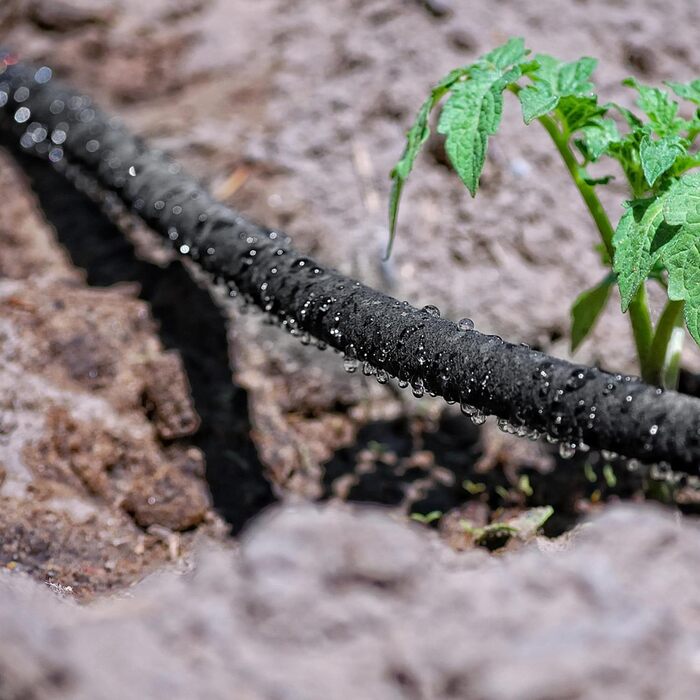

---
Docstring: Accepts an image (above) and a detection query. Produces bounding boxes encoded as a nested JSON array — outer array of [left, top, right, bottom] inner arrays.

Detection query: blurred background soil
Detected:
[[1, 1, 700, 697], [2, 504, 700, 700]]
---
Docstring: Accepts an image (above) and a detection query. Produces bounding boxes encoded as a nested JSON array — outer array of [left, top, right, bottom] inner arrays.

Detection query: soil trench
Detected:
[[2, 139, 276, 531]]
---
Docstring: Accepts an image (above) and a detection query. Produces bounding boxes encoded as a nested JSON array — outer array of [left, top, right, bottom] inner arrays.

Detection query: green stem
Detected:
[[628, 285, 654, 374], [536, 113, 615, 259], [646, 299, 685, 388], [534, 112, 655, 372]]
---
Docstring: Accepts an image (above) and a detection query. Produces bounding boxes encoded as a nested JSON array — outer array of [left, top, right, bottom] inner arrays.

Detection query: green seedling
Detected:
[[602, 463, 618, 488], [518, 474, 534, 497], [410, 510, 443, 525], [389, 37, 700, 388], [462, 479, 487, 494]]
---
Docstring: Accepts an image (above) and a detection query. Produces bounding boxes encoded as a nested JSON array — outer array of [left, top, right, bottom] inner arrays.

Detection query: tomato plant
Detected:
[[389, 38, 700, 389]]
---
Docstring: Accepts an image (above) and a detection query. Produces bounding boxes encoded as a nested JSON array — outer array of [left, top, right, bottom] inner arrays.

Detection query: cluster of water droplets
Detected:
[[1, 63, 80, 168], [522, 361, 665, 462], [335, 304, 488, 425], [1, 55, 683, 476]]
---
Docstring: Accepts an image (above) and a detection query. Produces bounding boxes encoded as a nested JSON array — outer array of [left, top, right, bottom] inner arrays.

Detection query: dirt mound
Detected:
[[1, 502, 698, 700]]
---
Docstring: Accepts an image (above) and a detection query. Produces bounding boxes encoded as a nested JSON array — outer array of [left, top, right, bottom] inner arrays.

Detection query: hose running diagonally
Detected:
[[1, 53, 699, 472]]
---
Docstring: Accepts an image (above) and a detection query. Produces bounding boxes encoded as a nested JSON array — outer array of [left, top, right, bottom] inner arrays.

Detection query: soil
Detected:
[[0, 149, 228, 597], [1, 0, 700, 697], [2, 503, 700, 700]]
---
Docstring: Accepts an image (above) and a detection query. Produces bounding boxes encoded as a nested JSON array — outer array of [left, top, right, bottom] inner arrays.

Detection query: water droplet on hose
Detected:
[[497, 418, 514, 434], [559, 443, 576, 459], [458, 318, 474, 331], [422, 304, 440, 317], [14, 106, 30, 123], [565, 368, 591, 391], [343, 355, 359, 373], [471, 411, 486, 425], [49, 99, 65, 115], [14, 86, 29, 102], [34, 66, 52, 84], [460, 402, 476, 417]]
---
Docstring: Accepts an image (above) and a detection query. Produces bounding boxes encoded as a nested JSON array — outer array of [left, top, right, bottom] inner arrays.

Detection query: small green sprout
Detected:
[[602, 463, 618, 488], [584, 462, 597, 483], [462, 479, 487, 494], [389, 37, 700, 388], [518, 474, 534, 497], [495, 485, 511, 501], [410, 510, 443, 524]]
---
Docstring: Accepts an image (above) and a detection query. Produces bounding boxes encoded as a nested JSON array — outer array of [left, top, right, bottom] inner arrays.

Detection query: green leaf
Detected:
[[662, 172, 700, 227], [577, 117, 621, 161], [461, 506, 554, 546], [639, 134, 686, 186], [606, 128, 647, 195], [556, 95, 605, 132], [438, 61, 524, 196], [570, 273, 615, 352], [519, 80, 558, 125], [388, 96, 433, 249], [410, 510, 442, 525], [623, 78, 684, 136], [387, 38, 528, 255], [504, 506, 554, 539], [661, 173, 700, 343], [669, 151, 700, 177], [613, 197, 675, 311], [611, 103, 644, 129], [662, 233, 700, 344], [582, 174, 614, 186], [665, 79, 700, 106], [387, 72, 472, 254], [483, 37, 528, 69], [518, 54, 597, 123]]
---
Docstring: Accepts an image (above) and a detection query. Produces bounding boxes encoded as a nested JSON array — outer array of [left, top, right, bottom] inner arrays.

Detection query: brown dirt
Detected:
[[1, 1, 700, 697], [0, 150, 226, 599]]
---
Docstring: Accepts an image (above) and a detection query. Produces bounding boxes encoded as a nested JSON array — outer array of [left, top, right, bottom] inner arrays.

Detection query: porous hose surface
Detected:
[[1, 55, 699, 472]]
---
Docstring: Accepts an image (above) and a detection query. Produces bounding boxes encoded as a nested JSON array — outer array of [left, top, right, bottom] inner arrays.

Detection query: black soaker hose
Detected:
[[1, 54, 699, 473]]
